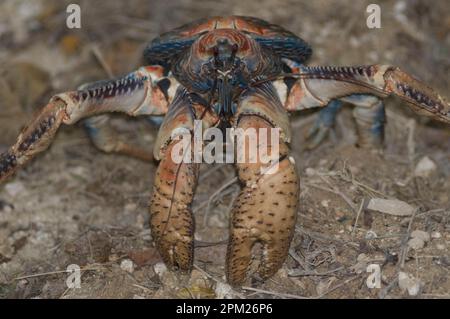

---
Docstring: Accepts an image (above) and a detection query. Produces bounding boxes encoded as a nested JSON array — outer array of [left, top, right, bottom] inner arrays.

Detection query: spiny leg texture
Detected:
[[282, 63, 449, 149], [0, 99, 66, 182], [149, 140, 198, 272], [0, 66, 172, 183], [226, 116, 299, 286]]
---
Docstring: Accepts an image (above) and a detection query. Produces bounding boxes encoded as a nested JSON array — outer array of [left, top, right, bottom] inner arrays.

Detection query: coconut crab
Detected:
[[0, 16, 449, 286]]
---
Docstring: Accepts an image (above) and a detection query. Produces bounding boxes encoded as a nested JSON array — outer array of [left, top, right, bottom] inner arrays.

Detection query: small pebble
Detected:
[[120, 259, 134, 273], [153, 262, 168, 276], [4, 181, 25, 197], [366, 198, 415, 216], [414, 156, 437, 178], [320, 200, 329, 208], [305, 168, 316, 176], [411, 230, 430, 242], [408, 237, 425, 250], [398, 272, 421, 296], [365, 230, 378, 240], [431, 231, 441, 239], [215, 282, 234, 299]]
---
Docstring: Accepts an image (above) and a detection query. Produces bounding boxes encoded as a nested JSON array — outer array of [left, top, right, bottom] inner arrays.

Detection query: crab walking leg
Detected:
[[341, 95, 386, 147], [226, 116, 299, 286], [149, 139, 198, 272], [0, 66, 173, 183], [283, 64, 450, 124], [306, 95, 386, 148], [83, 115, 154, 162], [306, 99, 343, 149]]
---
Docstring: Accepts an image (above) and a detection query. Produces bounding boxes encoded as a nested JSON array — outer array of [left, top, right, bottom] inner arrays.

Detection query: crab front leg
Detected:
[[226, 85, 299, 286], [282, 63, 449, 147], [149, 140, 198, 272], [149, 89, 219, 273], [0, 66, 173, 183]]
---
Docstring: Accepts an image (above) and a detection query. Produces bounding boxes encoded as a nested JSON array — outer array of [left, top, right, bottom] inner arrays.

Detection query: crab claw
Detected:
[[226, 116, 299, 286], [150, 140, 198, 272]]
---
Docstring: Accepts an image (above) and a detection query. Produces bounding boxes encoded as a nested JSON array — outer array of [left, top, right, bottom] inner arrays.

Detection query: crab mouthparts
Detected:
[[216, 72, 234, 120]]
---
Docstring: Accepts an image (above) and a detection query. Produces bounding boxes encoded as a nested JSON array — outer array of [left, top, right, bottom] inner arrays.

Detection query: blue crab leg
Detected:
[[0, 66, 176, 183], [342, 94, 386, 147], [305, 99, 343, 149], [306, 95, 386, 148]]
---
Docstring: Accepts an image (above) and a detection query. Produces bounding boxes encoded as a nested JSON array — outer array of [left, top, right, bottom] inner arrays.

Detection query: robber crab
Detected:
[[0, 16, 449, 286]]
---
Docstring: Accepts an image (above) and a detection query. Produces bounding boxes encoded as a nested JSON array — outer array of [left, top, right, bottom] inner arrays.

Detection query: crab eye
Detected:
[[231, 44, 238, 53], [213, 46, 219, 56]]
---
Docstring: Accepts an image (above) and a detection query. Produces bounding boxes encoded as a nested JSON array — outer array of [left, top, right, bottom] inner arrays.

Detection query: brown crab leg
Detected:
[[226, 86, 299, 285], [283, 64, 450, 124], [0, 66, 175, 183]]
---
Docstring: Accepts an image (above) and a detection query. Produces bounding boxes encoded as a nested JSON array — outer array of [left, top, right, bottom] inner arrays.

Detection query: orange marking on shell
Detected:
[[285, 82, 305, 110], [196, 29, 253, 58], [151, 87, 169, 113], [144, 65, 165, 78], [179, 19, 217, 37], [234, 18, 266, 35]]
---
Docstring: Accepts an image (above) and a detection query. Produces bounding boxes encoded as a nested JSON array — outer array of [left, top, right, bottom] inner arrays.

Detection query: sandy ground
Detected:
[[0, 0, 449, 299]]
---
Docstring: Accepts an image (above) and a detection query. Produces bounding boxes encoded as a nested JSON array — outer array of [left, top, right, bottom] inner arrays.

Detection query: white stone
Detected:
[[215, 282, 234, 299], [120, 259, 134, 273], [411, 230, 430, 242], [4, 181, 25, 197], [431, 231, 442, 239], [305, 168, 316, 176], [398, 272, 421, 296], [407, 237, 425, 250], [365, 230, 378, 240], [414, 156, 437, 178], [367, 198, 415, 216], [320, 200, 329, 208], [153, 262, 167, 276]]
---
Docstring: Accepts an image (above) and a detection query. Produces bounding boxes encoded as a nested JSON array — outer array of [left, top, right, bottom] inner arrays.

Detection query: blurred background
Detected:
[[0, 0, 449, 299]]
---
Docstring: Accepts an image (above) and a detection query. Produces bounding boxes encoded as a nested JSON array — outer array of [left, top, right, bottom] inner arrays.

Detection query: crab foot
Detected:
[[306, 100, 342, 149], [149, 140, 198, 272], [226, 116, 299, 286], [83, 115, 154, 162]]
